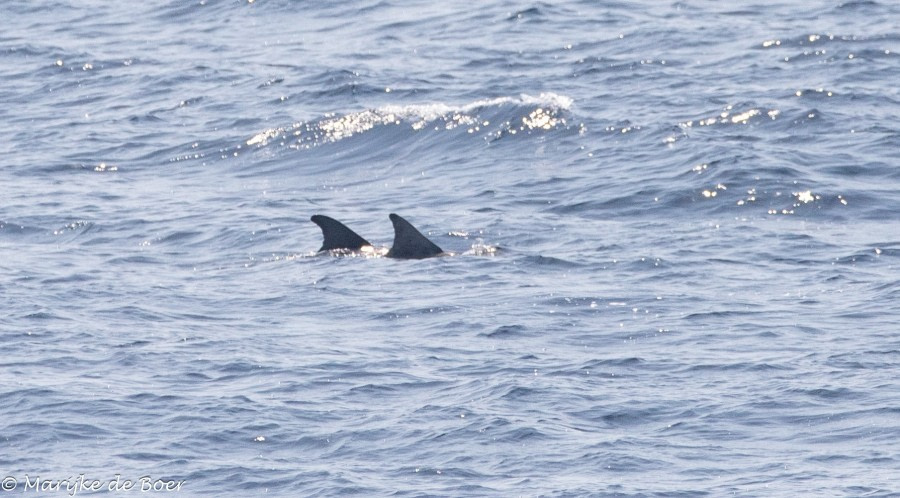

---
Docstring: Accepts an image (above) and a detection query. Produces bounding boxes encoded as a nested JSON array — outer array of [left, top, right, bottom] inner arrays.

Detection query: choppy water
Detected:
[[2, 0, 899, 496]]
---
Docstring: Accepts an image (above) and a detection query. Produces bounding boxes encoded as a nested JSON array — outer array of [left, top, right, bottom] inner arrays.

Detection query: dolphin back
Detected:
[[311, 215, 372, 252], [386, 213, 444, 259]]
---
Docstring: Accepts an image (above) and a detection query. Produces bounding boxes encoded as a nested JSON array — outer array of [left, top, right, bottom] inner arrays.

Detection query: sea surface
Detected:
[[2, 0, 899, 496]]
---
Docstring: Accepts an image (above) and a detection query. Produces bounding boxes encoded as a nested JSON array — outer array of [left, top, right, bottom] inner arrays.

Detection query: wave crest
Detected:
[[246, 92, 575, 149]]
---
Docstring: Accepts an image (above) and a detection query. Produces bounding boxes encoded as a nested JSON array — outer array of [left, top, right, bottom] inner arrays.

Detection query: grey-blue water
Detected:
[[2, 0, 899, 496]]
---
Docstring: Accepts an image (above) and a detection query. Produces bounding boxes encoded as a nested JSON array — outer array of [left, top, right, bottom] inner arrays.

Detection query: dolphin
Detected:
[[386, 213, 444, 259], [310, 214, 372, 252], [310, 213, 444, 259]]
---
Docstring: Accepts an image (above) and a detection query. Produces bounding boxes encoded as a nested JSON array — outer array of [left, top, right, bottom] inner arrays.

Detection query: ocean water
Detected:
[[2, 0, 899, 495]]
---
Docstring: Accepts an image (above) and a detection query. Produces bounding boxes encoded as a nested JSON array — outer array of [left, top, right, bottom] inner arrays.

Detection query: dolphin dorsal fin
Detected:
[[386, 213, 444, 259], [311, 215, 371, 252]]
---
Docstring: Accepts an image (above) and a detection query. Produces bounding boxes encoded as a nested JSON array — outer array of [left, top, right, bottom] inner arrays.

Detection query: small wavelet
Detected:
[[519, 254, 581, 268], [479, 324, 527, 338], [242, 93, 576, 152]]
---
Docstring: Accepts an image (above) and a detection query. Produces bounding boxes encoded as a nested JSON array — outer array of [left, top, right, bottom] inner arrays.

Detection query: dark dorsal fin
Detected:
[[310, 215, 371, 252], [386, 213, 444, 259]]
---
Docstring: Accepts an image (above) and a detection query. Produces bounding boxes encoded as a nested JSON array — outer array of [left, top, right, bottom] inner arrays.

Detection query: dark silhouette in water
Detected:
[[310, 213, 444, 259], [385, 213, 444, 259], [310, 215, 372, 252]]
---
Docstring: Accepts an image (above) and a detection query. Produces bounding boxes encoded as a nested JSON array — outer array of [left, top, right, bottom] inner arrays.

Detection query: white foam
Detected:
[[247, 93, 574, 147]]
